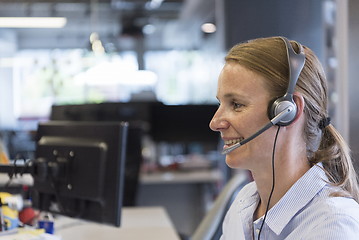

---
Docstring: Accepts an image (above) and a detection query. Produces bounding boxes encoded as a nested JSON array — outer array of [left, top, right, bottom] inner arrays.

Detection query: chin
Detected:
[[225, 155, 247, 169]]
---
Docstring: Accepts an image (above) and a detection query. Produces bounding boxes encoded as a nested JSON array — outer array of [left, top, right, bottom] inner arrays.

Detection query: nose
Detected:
[[209, 108, 229, 132]]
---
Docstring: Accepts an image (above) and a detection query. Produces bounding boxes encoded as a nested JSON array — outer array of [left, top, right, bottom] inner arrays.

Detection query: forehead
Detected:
[[217, 63, 270, 101]]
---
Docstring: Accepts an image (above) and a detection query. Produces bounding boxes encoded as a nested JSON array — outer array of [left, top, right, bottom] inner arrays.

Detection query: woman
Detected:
[[210, 36, 359, 239]]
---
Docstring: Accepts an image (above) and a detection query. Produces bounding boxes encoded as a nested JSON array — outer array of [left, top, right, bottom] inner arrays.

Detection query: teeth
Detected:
[[225, 137, 244, 145]]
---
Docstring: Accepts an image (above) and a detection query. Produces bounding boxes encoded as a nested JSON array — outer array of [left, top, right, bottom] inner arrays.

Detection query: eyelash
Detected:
[[232, 101, 244, 111], [216, 100, 244, 111]]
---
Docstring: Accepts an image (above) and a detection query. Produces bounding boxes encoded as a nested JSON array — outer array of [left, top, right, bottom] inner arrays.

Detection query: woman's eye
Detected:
[[232, 102, 243, 110]]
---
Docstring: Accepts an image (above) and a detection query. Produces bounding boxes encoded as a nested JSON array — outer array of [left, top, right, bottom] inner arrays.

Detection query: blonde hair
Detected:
[[225, 36, 359, 202]]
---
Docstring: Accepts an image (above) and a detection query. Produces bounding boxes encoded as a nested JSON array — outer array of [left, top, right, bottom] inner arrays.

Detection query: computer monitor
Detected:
[[50, 102, 147, 207], [31, 121, 128, 227], [150, 104, 219, 143], [50, 102, 153, 124]]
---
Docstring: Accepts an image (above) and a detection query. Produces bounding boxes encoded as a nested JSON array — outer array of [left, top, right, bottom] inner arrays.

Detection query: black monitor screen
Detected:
[[150, 104, 219, 143], [31, 121, 128, 227], [50, 102, 152, 124]]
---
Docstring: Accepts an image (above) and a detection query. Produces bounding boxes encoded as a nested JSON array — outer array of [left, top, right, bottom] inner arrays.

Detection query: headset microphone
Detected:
[[221, 105, 294, 155]]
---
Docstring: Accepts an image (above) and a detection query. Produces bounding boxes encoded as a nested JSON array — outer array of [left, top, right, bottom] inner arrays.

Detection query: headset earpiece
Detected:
[[267, 37, 305, 126], [268, 96, 297, 126]]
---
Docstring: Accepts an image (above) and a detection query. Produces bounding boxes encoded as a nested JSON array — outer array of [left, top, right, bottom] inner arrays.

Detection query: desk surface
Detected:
[[0, 169, 222, 186], [55, 207, 180, 240], [140, 169, 223, 185]]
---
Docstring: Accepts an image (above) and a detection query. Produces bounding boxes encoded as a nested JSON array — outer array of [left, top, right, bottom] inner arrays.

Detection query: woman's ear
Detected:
[[291, 92, 305, 124]]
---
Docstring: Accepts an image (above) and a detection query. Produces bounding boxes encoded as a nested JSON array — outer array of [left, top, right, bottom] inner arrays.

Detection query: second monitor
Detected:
[[32, 121, 128, 227]]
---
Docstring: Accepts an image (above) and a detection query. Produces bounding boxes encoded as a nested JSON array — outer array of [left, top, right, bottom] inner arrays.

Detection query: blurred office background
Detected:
[[0, 0, 358, 236]]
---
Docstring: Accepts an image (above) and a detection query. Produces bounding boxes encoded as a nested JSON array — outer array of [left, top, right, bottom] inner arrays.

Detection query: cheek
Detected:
[[234, 115, 268, 139], [224, 128, 278, 169], [249, 126, 278, 151]]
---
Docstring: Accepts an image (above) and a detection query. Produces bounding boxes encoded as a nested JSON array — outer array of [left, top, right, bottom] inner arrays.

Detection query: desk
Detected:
[[55, 207, 180, 240], [140, 169, 223, 185], [138, 169, 223, 236]]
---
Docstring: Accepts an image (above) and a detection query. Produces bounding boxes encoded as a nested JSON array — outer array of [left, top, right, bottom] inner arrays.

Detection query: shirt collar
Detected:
[[236, 181, 260, 211], [265, 163, 329, 235]]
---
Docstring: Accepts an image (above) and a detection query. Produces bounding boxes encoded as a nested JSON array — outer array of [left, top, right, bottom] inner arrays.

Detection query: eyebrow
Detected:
[[223, 93, 239, 98], [216, 93, 251, 105], [222, 92, 250, 101]]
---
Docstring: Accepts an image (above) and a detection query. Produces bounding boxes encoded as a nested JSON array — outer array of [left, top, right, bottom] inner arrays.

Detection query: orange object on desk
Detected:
[[0, 151, 9, 164]]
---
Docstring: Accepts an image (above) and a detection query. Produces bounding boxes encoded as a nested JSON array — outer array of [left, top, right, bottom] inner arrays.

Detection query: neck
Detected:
[[252, 144, 310, 220]]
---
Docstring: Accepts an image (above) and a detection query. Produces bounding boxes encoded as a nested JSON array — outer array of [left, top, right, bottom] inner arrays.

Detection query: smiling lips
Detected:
[[224, 137, 244, 147]]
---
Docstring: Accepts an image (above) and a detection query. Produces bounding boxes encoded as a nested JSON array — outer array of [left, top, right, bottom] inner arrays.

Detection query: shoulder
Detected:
[[302, 196, 359, 239], [313, 192, 359, 218]]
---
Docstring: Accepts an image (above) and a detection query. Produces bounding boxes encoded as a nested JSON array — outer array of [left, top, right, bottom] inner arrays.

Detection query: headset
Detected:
[[222, 37, 306, 155]]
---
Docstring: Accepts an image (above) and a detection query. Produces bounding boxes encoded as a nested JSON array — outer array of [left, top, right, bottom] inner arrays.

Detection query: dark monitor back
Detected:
[[50, 102, 219, 144], [50, 103, 146, 206], [33, 121, 128, 226], [50, 102, 152, 123], [150, 104, 219, 143]]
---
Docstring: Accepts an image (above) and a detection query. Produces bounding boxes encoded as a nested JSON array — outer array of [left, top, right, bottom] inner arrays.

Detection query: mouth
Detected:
[[224, 137, 244, 147]]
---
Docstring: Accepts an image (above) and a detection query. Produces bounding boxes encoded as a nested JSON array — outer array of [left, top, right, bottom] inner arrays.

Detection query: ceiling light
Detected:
[[0, 17, 67, 28], [142, 24, 156, 35], [145, 0, 164, 9], [201, 23, 217, 33]]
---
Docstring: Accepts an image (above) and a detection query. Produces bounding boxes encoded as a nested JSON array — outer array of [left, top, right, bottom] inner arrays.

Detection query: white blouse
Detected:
[[220, 164, 359, 239]]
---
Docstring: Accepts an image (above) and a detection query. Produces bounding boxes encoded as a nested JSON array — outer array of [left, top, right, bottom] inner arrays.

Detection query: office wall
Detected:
[[223, 0, 324, 59], [349, 0, 359, 171]]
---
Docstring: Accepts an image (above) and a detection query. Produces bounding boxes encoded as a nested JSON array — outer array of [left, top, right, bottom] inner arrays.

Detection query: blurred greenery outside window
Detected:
[[12, 49, 222, 118]]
